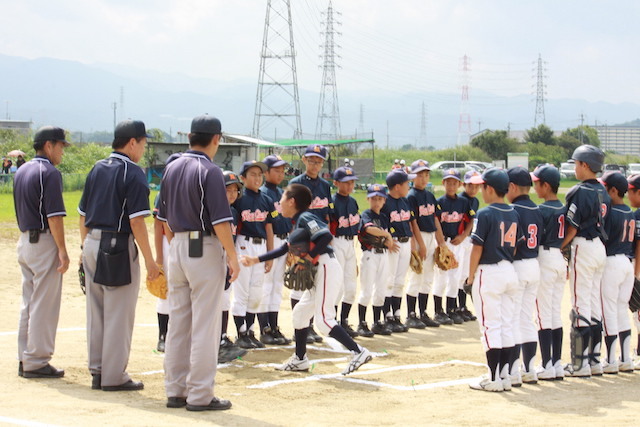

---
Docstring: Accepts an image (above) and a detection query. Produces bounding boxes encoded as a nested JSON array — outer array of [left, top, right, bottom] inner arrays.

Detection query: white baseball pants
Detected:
[[535, 247, 566, 330], [259, 235, 288, 312], [433, 240, 464, 298], [231, 238, 266, 317], [387, 240, 412, 298], [569, 237, 606, 327], [513, 258, 541, 345], [601, 254, 634, 337], [332, 236, 358, 305], [406, 231, 436, 296], [358, 249, 390, 307]]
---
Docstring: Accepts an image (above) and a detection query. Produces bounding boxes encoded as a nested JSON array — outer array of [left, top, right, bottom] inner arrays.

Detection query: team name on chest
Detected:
[[338, 213, 361, 228], [390, 209, 411, 222], [419, 204, 435, 216], [441, 211, 464, 223], [311, 197, 329, 209], [241, 209, 268, 222]]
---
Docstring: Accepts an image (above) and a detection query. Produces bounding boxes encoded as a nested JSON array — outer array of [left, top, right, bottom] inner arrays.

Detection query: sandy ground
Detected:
[[1, 222, 640, 426]]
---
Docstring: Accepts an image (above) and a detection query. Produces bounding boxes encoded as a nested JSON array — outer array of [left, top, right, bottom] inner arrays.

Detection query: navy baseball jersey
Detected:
[[634, 209, 640, 253], [230, 206, 239, 241], [604, 204, 635, 257], [538, 199, 565, 249], [289, 173, 332, 222], [437, 194, 474, 239], [359, 209, 390, 251], [157, 151, 232, 232], [565, 179, 611, 240], [233, 188, 275, 239], [381, 195, 414, 238], [79, 152, 150, 233], [408, 187, 438, 233], [330, 193, 361, 236], [471, 203, 523, 265], [260, 182, 292, 236], [13, 156, 66, 232], [295, 211, 333, 255], [459, 191, 480, 213], [511, 195, 543, 260]]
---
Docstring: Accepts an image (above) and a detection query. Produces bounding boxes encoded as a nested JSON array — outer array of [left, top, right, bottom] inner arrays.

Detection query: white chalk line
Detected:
[[0, 415, 66, 427]]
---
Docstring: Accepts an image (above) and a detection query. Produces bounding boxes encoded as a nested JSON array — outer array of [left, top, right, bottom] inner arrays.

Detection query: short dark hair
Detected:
[[33, 139, 62, 151], [605, 183, 625, 199], [189, 132, 217, 148], [284, 184, 312, 212], [484, 183, 506, 198], [539, 179, 559, 194], [112, 136, 144, 150]]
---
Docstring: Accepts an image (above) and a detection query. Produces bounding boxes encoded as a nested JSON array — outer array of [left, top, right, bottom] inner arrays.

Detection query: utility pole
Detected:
[[457, 54, 471, 146], [315, 0, 342, 140], [579, 113, 585, 144], [119, 86, 125, 121], [507, 122, 512, 138], [534, 53, 547, 126], [4, 101, 8, 120], [253, 0, 302, 139], [477, 119, 482, 133], [112, 102, 117, 129]]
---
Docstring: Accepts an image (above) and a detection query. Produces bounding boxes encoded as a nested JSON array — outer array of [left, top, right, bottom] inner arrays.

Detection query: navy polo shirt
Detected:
[[157, 150, 232, 232], [408, 187, 438, 233], [359, 209, 390, 251], [260, 182, 292, 236], [330, 193, 361, 236], [604, 204, 635, 257], [539, 199, 565, 249], [511, 195, 543, 260], [289, 173, 332, 222], [565, 179, 611, 240], [437, 194, 474, 239], [79, 152, 150, 233], [381, 195, 413, 238], [233, 187, 275, 239], [13, 156, 66, 232], [471, 203, 523, 265]]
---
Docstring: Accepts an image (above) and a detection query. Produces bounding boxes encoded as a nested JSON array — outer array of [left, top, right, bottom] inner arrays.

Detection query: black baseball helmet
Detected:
[[223, 171, 243, 188], [571, 144, 604, 173]]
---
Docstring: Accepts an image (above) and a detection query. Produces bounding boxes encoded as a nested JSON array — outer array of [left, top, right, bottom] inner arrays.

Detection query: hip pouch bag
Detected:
[[94, 232, 131, 287]]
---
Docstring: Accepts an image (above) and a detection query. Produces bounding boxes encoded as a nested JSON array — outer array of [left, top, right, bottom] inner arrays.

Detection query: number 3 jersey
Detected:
[[604, 203, 635, 257], [510, 195, 544, 260], [471, 203, 523, 264]]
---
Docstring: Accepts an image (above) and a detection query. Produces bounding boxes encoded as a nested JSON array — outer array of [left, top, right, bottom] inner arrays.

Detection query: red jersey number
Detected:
[[527, 224, 538, 249], [499, 222, 518, 248], [557, 214, 565, 239]]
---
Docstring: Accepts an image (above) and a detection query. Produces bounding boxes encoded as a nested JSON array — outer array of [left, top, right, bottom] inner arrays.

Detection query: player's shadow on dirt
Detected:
[[37, 378, 278, 426], [497, 373, 640, 417]]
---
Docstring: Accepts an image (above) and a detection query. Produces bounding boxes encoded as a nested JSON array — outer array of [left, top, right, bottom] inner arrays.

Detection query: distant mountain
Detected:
[[2, 53, 640, 148], [614, 118, 640, 127]]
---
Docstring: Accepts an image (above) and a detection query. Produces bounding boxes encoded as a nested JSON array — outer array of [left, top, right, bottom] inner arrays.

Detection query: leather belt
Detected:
[[276, 234, 288, 240], [337, 235, 355, 240], [244, 236, 264, 244], [396, 236, 410, 243]]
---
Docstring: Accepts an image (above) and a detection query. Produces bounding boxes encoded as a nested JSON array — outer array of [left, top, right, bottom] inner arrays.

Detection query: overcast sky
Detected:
[[1, 0, 639, 105]]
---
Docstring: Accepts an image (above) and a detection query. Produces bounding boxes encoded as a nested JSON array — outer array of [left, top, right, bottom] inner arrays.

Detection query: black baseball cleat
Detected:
[[248, 330, 265, 348], [420, 313, 440, 327], [186, 397, 232, 412], [434, 311, 453, 325], [102, 379, 144, 391], [447, 310, 464, 325], [236, 332, 257, 349], [18, 362, 23, 377], [22, 363, 65, 379], [341, 321, 360, 338], [356, 321, 375, 337], [157, 339, 166, 352], [271, 326, 292, 345], [218, 338, 247, 363], [461, 308, 477, 321], [308, 326, 323, 343], [260, 327, 278, 345], [371, 321, 392, 335], [166, 397, 188, 408], [405, 312, 426, 329], [387, 316, 408, 333], [91, 374, 102, 390]]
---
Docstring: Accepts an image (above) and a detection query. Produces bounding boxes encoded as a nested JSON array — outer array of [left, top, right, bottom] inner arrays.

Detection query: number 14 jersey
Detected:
[[471, 203, 523, 265]]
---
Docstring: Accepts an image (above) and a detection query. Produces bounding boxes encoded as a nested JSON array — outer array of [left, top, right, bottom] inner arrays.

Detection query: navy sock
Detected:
[[509, 344, 521, 374], [383, 297, 392, 317], [257, 313, 269, 331], [605, 335, 617, 364], [221, 311, 228, 337], [552, 328, 563, 363], [590, 322, 602, 363], [157, 313, 169, 341], [373, 306, 382, 323], [538, 329, 552, 367], [458, 289, 467, 309], [620, 329, 632, 362], [418, 293, 428, 314], [391, 296, 402, 316], [434, 296, 443, 313], [341, 302, 352, 323], [522, 341, 537, 371], [487, 349, 501, 381], [246, 312, 256, 331], [234, 315, 245, 334], [268, 311, 278, 329], [329, 326, 360, 352], [294, 329, 308, 359], [406, 295, 417, 315], [500, 347, 512, 378], [446, 297, 457, 312], [358, 304, 367, 323]]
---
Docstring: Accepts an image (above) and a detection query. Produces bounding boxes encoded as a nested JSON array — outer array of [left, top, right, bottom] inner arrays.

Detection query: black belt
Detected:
[[244, 236, 264, 244], [396, 236, 410, 243], [276, 234, 288, 240], [328, 252, 335, 258], [365, 247, 386, 254], [542, 245, 560, 250], [337, 235, 355, 240]]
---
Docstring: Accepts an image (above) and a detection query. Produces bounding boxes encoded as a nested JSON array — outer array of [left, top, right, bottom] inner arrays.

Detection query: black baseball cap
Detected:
[[304, 144, 328, 160], [239, 160, 267, 176], [530, 164, 560, 187], [442, 168, 462, 181], [34, 126, 69, 146], [367, 184, 387, 198], [191, 114, 222, 135], [601, 171, 628, 194], [410, 159, 431, 173], [507, 166, 532, 187], [114, 119, 152, 139], [386, 169, 416, 188], [333, 166, 359, 182], [628, 174, 640, 190], [475, 167, 510, 194], [263, 154, 287, 169]]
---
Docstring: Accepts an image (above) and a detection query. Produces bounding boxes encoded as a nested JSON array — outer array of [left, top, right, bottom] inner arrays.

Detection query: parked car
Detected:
[[430, 161, 482, 174], [627, 163, 640, 177], [464, 161, 492, 171], [559, 162, 576, 179], [603, 164, 625, 176]]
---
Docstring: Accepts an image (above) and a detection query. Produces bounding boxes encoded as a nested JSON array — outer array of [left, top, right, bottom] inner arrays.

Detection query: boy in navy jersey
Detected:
[[467, 168, 522, 392], [506, 167, 544, 386], [627, 174, 640, 369], [406, 160, 445, 328], [531, 164, 567, 380], [599, 171, 635, 373], [382, 169, 426, 332], [457, 170, 481, 322], [434, 169, 475, 325], [231, 161, 276, 349], [258, 155, 292, 346], [330, 166, 361, 337]]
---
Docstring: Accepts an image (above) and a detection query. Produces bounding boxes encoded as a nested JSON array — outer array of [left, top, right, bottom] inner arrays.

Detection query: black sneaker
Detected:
[[341, 321, 360, 338], [260, 327, 278, 345], [218, 342, 247, 363], [309, 326, 323, 343], [420, 313, 440, 327], [248, 330, 266, 348], [405, 312, 426, 329], [271, 326, 291, 345], [220, 335, 234, 348], [448, 310, 464, 325], [395, 316, 409, 332], [434, 311, 453, 325], [236, 332, 257, 349], [461, 307, 477, 321], [371, 321, 392, 335], [356, 321, 375, 337], [386, 317, 407, 333]]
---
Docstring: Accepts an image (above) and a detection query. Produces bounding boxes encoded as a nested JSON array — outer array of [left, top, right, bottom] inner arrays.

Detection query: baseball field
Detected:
[[2, 189, 640, 426]]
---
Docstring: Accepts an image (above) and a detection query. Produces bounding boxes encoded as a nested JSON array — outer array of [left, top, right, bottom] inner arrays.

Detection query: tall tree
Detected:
[[524, 124, 556, 145], [470, 130, 519, 160]]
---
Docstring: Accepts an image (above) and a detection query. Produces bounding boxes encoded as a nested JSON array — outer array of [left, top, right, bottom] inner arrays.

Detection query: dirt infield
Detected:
[[2, 226, 640, 426]]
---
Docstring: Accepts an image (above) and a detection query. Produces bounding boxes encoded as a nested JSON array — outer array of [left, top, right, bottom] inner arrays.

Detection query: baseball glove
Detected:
[[629, 278, 640, 312], [147, 268, 167, 299], [284, 258, 317, 291], [79, 264, 86, 295], [410, 250, 423, 274], [434, 245, 458, 271], [358, 232, 387, 249]]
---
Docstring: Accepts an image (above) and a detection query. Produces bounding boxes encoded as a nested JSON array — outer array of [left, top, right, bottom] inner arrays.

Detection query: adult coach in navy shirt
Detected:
[[79, 119, 160, 392], [157, 114, 238, 411], [14, 126, 70, 379]]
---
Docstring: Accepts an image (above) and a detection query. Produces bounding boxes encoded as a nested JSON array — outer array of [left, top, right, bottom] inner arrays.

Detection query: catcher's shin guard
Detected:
[[570, 309, 591, 371]]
